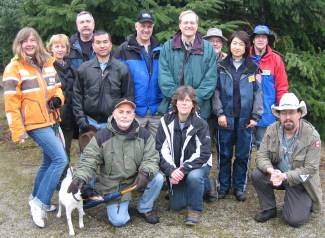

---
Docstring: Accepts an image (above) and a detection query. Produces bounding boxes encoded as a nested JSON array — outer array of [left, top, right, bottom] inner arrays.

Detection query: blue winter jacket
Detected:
[[212, 57, 263, 129], [114, 34, 162, 116]]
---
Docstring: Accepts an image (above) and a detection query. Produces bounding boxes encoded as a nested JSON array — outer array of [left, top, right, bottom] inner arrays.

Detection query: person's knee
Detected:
[[186, 171, 204, 187], [150, 173, 164, 187], [108, 216, 129, 227], [283, 212, 308, 228], [251, 169, 264, 184]]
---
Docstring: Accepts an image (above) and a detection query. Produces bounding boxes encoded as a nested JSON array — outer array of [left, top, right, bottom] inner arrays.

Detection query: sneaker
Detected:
[[138, 211, 159, 224], [234, 190, 246, 202], [45, 205, 56, 212], [254, 208, 277, 222], [29, 200, 46, 228], [205, 178, 218, 203], [185, 210, 201, 226]]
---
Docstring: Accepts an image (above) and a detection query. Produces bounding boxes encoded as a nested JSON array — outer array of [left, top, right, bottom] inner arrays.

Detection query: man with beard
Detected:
[[68, 99, 163, 226], [252, 93, 322, 227], [73, 31, 133, 144], [69, 11, 96, 69]]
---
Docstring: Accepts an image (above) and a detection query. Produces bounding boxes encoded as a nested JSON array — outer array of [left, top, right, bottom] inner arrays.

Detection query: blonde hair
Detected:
[[47, 34, 70, 55], [178, 10, 199, 24], [12, 27, 49, 65]]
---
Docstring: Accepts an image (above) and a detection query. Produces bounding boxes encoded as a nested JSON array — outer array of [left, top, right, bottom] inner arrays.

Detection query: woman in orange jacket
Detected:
[[2, 27, 68, 228]]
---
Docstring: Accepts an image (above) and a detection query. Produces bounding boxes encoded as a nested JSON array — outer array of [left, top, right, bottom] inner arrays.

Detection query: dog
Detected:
[[57, 167, 85, 236]]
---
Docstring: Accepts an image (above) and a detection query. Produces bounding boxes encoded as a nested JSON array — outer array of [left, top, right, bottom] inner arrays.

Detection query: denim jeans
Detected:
[[106, 173, 164, 227], [217, 123, 253, 193], [254, 126, 267, 149], [169, 165, 211, 212], [87, 116, 107, 129], [28, 126, 68, 210]]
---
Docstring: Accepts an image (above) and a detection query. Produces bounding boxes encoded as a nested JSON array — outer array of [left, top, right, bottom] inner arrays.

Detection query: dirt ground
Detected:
[[0, 94, 324, 237]]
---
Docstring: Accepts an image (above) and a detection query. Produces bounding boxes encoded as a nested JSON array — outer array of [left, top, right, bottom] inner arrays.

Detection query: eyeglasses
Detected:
[[279, 110, 298, 117]]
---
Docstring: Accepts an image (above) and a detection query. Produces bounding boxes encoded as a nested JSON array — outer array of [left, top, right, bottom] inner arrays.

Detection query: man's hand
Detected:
[[268, 168, 286, 187], [218, 115, 227, 128], [133, 171, 149, 189], [67, 178, 85, 194], [246, 119, 257, 128], [170, 168, 184, 184]]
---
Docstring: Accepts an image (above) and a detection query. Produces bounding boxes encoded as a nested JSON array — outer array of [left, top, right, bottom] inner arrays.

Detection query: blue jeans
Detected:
[[217, 123, 252, 193], [106, 173, 164, 227], [169, 166, 211, 212], [87, 116, 107, 129], [28, 126, 68, 210], [254, 126, 267, 149]]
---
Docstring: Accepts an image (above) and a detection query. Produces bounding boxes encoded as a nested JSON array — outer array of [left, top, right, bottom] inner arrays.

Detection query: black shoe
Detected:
[[138, 211, 159, 224], [254, 208, 277, 222], [218, 190, 228, 199], [234, 191, 246, 201], [205, 177, 219, 202]]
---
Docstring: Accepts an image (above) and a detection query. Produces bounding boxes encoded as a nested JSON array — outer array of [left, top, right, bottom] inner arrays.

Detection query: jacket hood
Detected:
[[219, 55, 259, 75], [106, 115, 140, 139], [126, 34, 160, 49]]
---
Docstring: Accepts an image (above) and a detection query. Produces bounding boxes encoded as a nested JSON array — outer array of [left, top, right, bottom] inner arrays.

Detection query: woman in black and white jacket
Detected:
[[156, 86, 213, 226]]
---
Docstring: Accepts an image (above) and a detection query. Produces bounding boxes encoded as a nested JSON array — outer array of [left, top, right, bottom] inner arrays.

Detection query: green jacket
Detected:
[[256, 119, 322, 212], [158, 31, 217, 119], [74, 116, 160, 202]]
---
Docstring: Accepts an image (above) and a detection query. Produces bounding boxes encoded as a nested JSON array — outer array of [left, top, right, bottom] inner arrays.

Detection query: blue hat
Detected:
[[251, 25, 275, 45]]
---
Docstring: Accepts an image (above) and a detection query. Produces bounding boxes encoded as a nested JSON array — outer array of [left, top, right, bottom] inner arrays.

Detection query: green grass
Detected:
[[0, 89, 324, 237]]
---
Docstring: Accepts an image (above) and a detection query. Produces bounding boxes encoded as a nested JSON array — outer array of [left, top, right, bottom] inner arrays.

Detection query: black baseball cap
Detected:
[[136, 10, 154, 23]]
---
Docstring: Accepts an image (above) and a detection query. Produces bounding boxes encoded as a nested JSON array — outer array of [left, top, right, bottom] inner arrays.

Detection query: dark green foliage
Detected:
[[0, 0, 324, 138]]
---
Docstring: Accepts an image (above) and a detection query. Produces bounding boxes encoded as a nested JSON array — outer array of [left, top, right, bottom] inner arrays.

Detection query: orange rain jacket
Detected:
[[3, 56, 64, 142]]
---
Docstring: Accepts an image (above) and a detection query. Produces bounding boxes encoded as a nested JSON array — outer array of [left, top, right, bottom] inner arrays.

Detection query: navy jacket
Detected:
[[212, 56, 263, 129]]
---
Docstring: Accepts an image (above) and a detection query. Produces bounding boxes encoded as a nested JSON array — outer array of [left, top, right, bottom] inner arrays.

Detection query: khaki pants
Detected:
[[136, 115, 161, 137]]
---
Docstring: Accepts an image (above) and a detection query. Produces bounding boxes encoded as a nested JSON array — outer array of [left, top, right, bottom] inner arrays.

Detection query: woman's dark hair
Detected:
[[171, 86, 199, 113], [227, 30, 250, 58]]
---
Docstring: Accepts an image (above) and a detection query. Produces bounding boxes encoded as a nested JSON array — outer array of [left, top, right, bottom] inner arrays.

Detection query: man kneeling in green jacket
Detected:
[[68, 98, 164, 227]]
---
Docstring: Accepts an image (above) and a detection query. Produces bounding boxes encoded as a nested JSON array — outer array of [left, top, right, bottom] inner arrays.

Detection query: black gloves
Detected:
[[133, 171, 149, 190], [47, 96, 62, 110], [67, 178, 85, 194]]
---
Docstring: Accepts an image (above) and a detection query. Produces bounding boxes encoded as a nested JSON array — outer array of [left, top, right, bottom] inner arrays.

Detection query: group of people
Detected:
[[2, 8, 322, 230]]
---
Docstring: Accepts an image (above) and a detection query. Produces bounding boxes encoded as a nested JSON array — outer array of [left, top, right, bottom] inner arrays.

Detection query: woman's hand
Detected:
[[170, 168, 184, 184], [246, 119, 257, 128]]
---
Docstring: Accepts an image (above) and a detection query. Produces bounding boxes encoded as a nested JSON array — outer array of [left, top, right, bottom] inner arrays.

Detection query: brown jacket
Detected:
[[256, 119, 322, 212]]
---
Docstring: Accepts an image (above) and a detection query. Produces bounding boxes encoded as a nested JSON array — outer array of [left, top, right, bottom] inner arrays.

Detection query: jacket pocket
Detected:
[[22, 99, 47, 126]]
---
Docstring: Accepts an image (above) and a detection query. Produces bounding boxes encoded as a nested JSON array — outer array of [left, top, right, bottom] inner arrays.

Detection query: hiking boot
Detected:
[[234, 190, 246, 201], [218, 190, 228, 199], [205, 177, 218, 203], [29, 200, 46, 228], [254, 208, 277, 222], [185, 210, 201, 226], [138, 211, 159, 224]]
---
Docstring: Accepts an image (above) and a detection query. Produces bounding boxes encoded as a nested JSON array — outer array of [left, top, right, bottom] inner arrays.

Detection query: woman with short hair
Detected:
[[47, 34, 78, 158], [156, 85, 213, 225], [3, 27, 68, 228]]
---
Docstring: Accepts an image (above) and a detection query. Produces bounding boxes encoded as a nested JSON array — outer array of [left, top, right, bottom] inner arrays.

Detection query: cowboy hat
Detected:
[[271, 93, 307, 118]]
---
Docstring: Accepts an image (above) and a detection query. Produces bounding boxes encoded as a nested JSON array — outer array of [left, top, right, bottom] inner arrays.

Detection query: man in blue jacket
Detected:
[[114, 10, 162, 136]]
